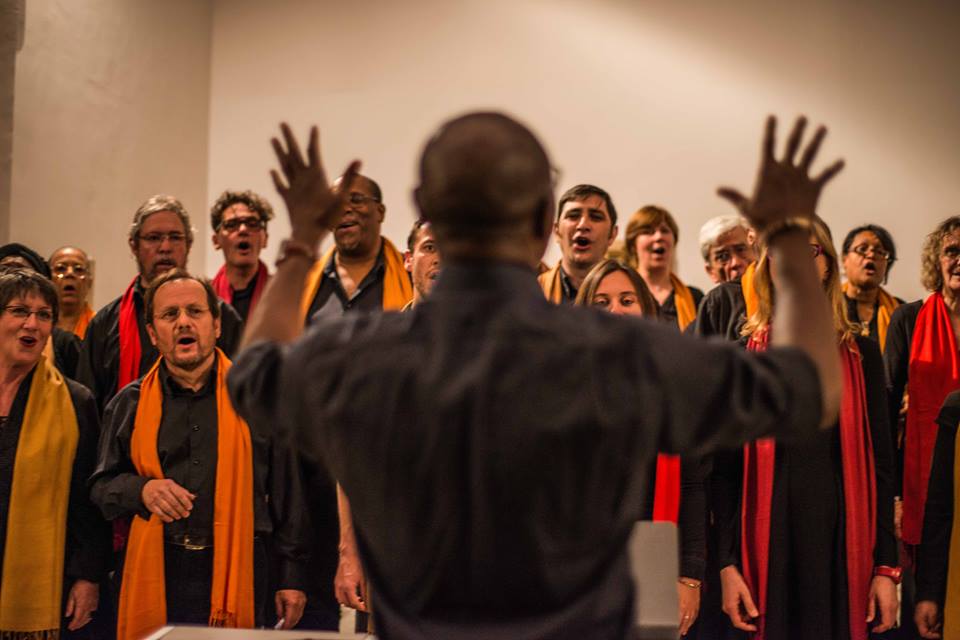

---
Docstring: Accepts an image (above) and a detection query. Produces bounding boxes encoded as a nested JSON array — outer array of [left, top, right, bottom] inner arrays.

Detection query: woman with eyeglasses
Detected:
[[713, 218, 898, 639], [841, 224, 903, 350], [575, 259, 708, 637], [0, 269, 110, 637], [884, 216, 960, 637]]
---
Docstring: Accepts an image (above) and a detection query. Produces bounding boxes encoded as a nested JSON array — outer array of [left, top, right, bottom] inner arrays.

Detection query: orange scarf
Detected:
[[669, 274, 696, 330], [299, 238, 412, 323], [72, 304, 95, 340], [538, 263, 564, 304], [117, 350, 255, 639], [741, 262, 759, 319]]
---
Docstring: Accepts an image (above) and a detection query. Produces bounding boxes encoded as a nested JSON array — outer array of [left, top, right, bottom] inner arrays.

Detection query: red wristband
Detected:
[[874, 565, 902, 584]]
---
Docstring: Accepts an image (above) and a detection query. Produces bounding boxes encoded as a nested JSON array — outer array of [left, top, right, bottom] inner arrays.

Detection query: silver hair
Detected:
[[128, 195, 195, 246], [698, 214, 749, 262]]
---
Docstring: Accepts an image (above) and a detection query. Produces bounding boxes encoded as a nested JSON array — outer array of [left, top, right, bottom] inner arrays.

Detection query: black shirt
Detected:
[[693, 278, 747, 341], [882, 299, 924, 494], [306, 245, 387, 325], [916, 390, 960, 605], [230, 272, 261, 324], [658, 285, 704, 328], [90, 361, 310, 589], [77, 278, 245, 414], [52, 327, 81, 379], [229, 261, 824, 639], [844, 293, 906, 345], [0, 367, 110, 583]]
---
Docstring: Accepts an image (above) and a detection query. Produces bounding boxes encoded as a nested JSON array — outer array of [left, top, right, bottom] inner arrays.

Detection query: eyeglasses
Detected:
[[849, 243, 891, 261], [4, 305, 54, 323], [51, 263, 89, 278], [219, 216, 265, 232], [810, 243, 824, 258], [346, 192, 380, 207], [139, 232, 188, 245], [154, 305, 210, 323]]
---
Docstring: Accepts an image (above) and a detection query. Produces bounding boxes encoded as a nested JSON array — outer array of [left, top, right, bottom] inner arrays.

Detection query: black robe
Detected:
[[711, 335, 897, 639]]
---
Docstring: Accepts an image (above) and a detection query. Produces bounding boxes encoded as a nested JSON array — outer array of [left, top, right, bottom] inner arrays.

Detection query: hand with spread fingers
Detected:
[[718, 116, 844, 233], [270, 123, 362, 248]]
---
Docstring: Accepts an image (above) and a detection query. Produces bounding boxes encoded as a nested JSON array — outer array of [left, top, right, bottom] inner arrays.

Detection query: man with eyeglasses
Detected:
[[49, 246, 95, 339], [77, 195, 244, 414], [840, 224, 902, 348], [295, 173, 412, 632], [210, 190, 274, 323], [692, 215, 759, 341], [90, 270, 309, 639], [0, 243, 83, 378]]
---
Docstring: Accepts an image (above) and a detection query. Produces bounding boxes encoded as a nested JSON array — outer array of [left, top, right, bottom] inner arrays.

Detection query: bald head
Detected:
[[415, 112, 553, 249]]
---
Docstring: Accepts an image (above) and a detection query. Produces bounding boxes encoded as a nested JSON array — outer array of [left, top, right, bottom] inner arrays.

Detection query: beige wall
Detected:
[[0, 0, 24, 243], [10, 0, 213, 309], [206, 0, 960, 301]]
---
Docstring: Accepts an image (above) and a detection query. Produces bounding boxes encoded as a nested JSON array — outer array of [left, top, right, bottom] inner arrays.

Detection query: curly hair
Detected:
[[209, 190, 275, 232], [920, 216, 960, 292]]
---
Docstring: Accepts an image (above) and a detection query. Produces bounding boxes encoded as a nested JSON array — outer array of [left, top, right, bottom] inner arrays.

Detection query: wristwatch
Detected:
[[874, 565, 902, 584]]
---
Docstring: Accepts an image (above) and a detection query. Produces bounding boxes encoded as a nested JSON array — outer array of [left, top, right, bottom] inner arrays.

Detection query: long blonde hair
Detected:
[[742, 217, 856, 343]]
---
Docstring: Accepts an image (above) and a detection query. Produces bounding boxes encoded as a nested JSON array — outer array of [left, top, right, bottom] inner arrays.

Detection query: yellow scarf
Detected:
[[117, 351, 255, 640], [669, 273, 697, 330], [0, 357, 79, 638], [945, 422, 960, 638], [538, 263, 564, 304], [842, 283, 899, 351], [742, 262, 759, 320], [300, 238, 413, 322]]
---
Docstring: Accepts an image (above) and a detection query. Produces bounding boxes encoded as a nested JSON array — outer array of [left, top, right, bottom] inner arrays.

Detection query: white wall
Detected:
[[11, 0, 213, 309], [206, 0, 960, 301]]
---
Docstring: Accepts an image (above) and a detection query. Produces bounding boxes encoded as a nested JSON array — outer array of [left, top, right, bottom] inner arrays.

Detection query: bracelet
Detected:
[[874, 565, 902, 585], [760, 216, 815, 247], [275, 238, 318, 267], [678, 578, 701, 589]]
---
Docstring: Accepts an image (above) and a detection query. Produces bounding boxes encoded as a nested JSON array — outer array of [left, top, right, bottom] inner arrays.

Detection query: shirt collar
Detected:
[[158, 357, 218, 398]]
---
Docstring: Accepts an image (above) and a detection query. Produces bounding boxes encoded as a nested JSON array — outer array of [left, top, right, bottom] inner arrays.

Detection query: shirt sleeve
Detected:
[[678, 455, 707, 580], [883, 303, 916, 496], [88, 386, 151, 521], [641, 324, 823, 456], [267, 434, 312, 591]]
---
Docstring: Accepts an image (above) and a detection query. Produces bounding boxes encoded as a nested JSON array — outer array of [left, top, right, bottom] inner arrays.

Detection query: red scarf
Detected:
[[211, 261, 269, 315], [741, 332, 876, 640], [902, 292, 960, 544], [651, 455, 681, 524]]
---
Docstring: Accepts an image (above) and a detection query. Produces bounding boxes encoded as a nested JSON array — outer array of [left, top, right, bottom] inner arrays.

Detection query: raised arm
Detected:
[[718, 116, 843, 427], [239, 124, 361, 350]]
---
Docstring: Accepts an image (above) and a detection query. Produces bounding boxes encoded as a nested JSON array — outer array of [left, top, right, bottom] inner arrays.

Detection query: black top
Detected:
[[52, 327, 81, 379], [0, 367, 110, 583], [90, 361, 310, 589], [693, 278, 747, 341], [306, 244, 388, 325], [659, 285, 705, 328], [230, 271, 262, 324], [558, 267, 579, 304], [882, 299, 924, 495], [916, 390, 960, 605], [228, 261, 823, 640], [844, 293, 906, 345], [76, 278, 244, 414]]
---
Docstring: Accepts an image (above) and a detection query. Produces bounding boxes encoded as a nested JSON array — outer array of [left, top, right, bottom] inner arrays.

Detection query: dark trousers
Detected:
[[162, 538, 268, 627]]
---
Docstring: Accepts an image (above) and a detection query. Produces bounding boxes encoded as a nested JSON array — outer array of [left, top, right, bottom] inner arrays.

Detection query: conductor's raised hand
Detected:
[[270, 123, 362, 248], [718, 116, 844, 233]]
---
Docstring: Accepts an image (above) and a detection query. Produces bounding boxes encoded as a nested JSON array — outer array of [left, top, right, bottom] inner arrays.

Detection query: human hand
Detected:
[[866, 575, 899, 633], [915, 600, 942, 638], [270, 123, 361, 248], [677, 578, 701, 636], [719, 565, 759, 632], [141, 478, 194, 523], [64, 579, 99, 631], [274, 589, 306, 629], [718, 116, 844, 234], [334, 551, 368, 612]]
